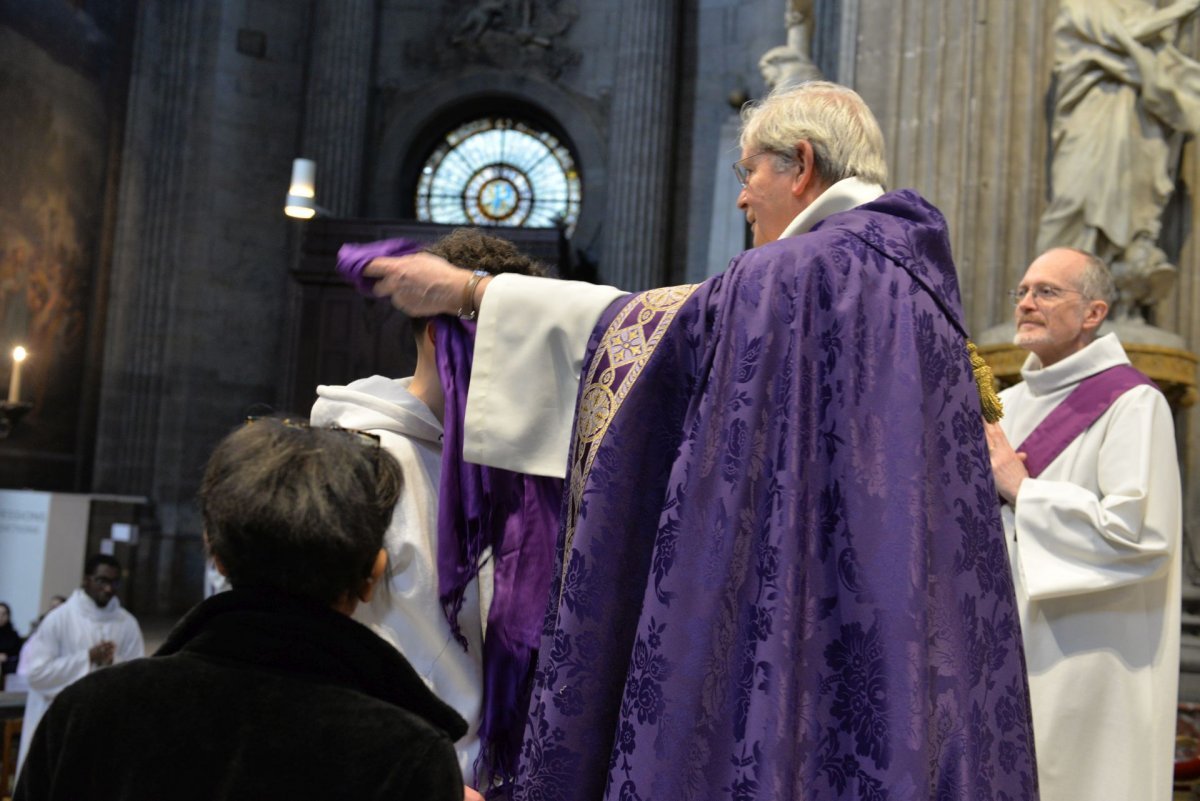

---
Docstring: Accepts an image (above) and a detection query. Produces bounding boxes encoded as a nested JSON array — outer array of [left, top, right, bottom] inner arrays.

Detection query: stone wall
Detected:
[[368, 0, 614, 276], [0, 4, 134, 490], [1156, 13, 1200, 571], [91, 0, 311, 612]]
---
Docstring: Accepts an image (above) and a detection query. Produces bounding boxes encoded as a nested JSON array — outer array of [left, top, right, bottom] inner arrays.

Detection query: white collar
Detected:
[[1018, 333, 1131, 397], [67, 587, 123, 622], [779, 177, 886, 239]]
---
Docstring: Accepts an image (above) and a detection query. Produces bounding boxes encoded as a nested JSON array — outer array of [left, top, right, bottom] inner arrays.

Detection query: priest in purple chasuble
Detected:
[[359, 81, 1038, 801]]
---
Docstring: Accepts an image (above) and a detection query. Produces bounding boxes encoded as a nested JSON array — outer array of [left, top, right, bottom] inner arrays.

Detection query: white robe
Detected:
[[463, 177, 884, 476], [999, 333, 1181, 801], [16, 588, 144, 773], [311, 375, 491, 780], [465, 276, 625, 477]]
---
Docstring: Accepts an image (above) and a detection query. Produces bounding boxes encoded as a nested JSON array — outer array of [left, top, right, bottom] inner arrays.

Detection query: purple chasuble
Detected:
[[515, 191, 1038, 801], [1016, 364, 1156, 478]]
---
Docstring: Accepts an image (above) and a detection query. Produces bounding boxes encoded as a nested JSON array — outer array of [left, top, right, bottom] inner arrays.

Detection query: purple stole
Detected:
[[335, 237, 563, 787], [1017, 364, 1156, 478], [434, 316, 564, 789]]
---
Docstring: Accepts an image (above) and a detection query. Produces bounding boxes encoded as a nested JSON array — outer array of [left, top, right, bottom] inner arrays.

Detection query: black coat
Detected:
[[15, 587, 468, 801]]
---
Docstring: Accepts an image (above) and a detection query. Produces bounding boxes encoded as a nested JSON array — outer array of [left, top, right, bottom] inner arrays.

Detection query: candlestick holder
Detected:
[[0, 401, 32, 439]]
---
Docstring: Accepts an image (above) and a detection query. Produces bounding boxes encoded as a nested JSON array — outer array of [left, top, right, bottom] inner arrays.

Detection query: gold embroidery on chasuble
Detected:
[[559, 284, 700, 592]]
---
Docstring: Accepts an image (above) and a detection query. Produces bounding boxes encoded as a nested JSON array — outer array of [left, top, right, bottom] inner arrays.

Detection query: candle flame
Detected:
[[12, 346, 26, 362]]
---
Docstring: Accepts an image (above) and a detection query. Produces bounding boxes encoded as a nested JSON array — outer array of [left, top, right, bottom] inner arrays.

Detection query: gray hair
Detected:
[[1061, 247, 1116, 305], [739, 80, 888, 187]]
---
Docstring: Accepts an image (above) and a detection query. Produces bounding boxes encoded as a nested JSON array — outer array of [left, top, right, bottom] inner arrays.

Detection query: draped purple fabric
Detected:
[[1016, 364, 1156, 479], [336, 237, 563, 786], [515, 191, 1039, 801], [435, 316, 564, 786], [336, 237, 424, 294]]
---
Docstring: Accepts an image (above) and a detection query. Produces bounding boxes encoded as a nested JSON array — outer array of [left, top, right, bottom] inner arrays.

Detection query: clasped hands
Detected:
[[88, 640, 116, 667]]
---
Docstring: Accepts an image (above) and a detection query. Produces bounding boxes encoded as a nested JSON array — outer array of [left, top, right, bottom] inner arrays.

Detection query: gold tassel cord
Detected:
[[967, 341, 1004, 423]]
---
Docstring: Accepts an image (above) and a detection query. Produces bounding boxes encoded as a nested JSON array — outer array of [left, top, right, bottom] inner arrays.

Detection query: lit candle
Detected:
[[8, 346, 26, 404]]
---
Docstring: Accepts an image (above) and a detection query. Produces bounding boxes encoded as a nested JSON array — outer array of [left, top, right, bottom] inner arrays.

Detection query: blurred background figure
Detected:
[[0, 602, 23, 677], [15, 556, 143, 775], [25, 597, 65, 638]]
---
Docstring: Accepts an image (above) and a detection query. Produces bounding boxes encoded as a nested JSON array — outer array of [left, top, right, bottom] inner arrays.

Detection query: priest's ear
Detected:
[[1081, 297, 1109, 334], [789, 140, 828, 205]]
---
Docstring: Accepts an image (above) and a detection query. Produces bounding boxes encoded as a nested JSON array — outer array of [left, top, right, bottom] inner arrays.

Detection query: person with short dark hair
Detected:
[[15, 418, 468, 801], [15, 554, 143, 775], [313, 228, 553, 792]]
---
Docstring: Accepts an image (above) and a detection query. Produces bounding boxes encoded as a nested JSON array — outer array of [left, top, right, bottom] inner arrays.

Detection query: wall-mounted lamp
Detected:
[[284, 158, 331, 219], [2, 346, 32, 439]]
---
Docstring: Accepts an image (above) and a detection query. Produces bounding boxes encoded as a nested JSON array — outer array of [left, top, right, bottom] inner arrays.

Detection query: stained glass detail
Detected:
[[416, 118, 581, 232]]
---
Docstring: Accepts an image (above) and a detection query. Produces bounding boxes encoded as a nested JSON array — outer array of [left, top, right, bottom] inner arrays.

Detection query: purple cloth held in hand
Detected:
[[336, 238, 425, 295], [433, 316, 563, 788]]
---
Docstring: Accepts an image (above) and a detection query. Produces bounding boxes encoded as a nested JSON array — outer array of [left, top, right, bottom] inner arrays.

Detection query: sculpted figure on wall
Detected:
[[1038, 0, 1200, 322], [758, 0, 822, 91], [444, 0, 579, 77], [453, 0, 509, 44]]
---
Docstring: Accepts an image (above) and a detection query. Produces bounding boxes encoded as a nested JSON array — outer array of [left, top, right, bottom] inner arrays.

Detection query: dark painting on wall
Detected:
[[0, 26, 107, 480]]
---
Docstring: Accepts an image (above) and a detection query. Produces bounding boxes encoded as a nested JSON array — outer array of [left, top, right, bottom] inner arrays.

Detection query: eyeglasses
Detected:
[[732, 151, 788, 187], [1007, 285, 1088, 306]]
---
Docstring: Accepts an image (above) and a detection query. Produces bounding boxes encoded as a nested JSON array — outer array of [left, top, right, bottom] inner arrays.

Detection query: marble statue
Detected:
[[1038, 0, 1200, 322], [758, 0, 822, 91]]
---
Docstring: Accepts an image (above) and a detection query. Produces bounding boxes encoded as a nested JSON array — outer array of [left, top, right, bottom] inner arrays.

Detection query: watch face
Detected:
[[416, 117, 581, 233]]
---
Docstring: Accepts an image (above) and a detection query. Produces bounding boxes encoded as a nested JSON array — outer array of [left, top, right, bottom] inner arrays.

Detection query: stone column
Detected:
[[848, 0, 1059, 331], [601, 0, 680, 291], [93, 0, 208, 495], [300, 0, 376, 217], [94, 0, 312, 614]]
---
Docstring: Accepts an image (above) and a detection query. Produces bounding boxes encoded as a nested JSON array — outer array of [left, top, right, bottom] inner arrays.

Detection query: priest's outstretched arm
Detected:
[[366, 252, 625, 477]]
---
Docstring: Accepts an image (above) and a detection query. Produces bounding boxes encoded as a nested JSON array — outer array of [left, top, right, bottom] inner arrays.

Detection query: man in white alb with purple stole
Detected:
[[987, 247, 1181, 801]]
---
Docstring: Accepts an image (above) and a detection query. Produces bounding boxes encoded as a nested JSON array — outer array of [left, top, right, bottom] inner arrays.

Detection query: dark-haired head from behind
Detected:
[[199, 418, 403, 607], [413, 227, 549, 335], [84, 553, 121, 577]]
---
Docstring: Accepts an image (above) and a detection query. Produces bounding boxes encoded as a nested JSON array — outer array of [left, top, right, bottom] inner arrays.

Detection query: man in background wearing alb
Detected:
[[987, 246, 1181, 801], [16, 554, 144, 774]]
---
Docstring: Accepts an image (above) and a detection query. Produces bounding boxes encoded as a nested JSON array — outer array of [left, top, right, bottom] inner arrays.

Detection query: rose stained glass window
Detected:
[[415, 118, 581, 232]]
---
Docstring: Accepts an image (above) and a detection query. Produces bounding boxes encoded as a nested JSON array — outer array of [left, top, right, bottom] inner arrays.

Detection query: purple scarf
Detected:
[[336, 237, 425, 294], [1017, 363, 1156, 478], [337, 237, 562, 786], [434, 316, 563, 787]]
